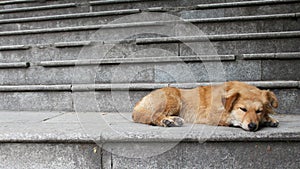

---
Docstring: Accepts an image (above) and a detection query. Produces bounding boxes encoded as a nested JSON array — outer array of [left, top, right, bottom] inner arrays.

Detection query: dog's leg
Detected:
[[133, 109, 184, 127], [152, 113, 184, 127], [133, 87, 184, 127], [261, 114, 279, 127]]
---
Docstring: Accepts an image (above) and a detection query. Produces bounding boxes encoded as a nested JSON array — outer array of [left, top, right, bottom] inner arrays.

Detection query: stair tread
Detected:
[[0, 111, 299, 143], [0, 81, 298, 91], [0, 13, 298, 34], [0, 11, 297, 24]]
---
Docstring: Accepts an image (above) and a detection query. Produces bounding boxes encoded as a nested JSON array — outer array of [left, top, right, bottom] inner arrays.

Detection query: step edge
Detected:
[[196, 0, 300, 9], [0, 61, 29, 68], [136, 31, 300, 44], [0, 84, 72, 92], [38, 55, 236, 67], [0, 0, 36, 5], [0, 8, 142, 24], [0, 81, 298, 92], [0, 12, 297, 32], [0, 3, 77, 14], [0, 45, 30, 50], [243, 52, 300, 60]]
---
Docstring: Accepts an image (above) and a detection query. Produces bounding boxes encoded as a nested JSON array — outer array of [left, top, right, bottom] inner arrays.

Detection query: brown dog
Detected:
[[132, 81, 279, 131]]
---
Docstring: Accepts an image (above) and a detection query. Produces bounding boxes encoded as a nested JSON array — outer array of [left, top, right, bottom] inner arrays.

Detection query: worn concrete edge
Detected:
[[0, 12, 297, 33], [0, 0, 36, 5], [54, 41, 92, 48], [196, 0, 300, 9], [0, 62, 29, 68], [71, 81, 300, 91], [0, 3, 76, 14], [136, 31, 300, 44], [90, 0, 142, 5], [186, 13, 299, 23], [0, 12, 294, 25], [242, 52, 300, 60], [0, 8, 142, 24], [91, 0, 299, 8], [97, 132, 300, 143], [0, 84, 71, 92], [38, 55, 235, 67], [0, 81, 298, 92], [38, 51, 300, 67], [0, 9, 142, 24], [0, 135, 94, 144], [0, 45, 30, 51], [1, 132, 299, 143]]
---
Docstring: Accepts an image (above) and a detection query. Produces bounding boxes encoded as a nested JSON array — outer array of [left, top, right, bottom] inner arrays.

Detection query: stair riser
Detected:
[[181, 3, 300, 19], [1, 59, 299, 85], [0, 143, 101, 169], [180, 38, 300, 55], [0, 0, 75, 10], [1, 33, 300, 53], [1, 142, 298, 169], [0, 14, 134, 31], [91, 0, 223, 11], [0, 89, 298, 113], [0, 43, 177, 62], [195, 19, 300, 35], [0, 91, 73, 112], [1, 1, 298, 20], [1, 16, 299, 34], [104, 142, 300, 168], [0, 6, 89, 20]]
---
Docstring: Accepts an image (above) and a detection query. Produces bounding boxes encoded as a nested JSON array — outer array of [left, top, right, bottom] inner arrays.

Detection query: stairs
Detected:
[[0, 0, 299, 168]]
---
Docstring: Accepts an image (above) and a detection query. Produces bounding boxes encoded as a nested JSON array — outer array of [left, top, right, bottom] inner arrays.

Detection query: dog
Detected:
[[132, 81, 279, 131]]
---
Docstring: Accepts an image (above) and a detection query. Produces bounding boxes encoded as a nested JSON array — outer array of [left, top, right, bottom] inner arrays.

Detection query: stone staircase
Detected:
[[0, 0, 299, 168]]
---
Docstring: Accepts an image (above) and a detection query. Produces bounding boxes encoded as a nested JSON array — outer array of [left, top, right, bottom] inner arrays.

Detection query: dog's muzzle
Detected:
[[248, 122, 258, 131]]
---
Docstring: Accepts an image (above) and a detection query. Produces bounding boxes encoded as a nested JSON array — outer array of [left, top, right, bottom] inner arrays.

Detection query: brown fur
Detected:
[[132, 81, 279, 131]]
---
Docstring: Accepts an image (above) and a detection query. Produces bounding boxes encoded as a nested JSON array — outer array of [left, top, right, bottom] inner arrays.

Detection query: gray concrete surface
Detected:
[[0, 111, 299, 143], [0, 143, 102, 169], [109, 142, 300, 169], [0, 111, 299, 168]]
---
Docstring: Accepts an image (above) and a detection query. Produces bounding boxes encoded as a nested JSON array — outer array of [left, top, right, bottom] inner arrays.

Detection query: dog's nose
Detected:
[[248, 122, 257, 131]]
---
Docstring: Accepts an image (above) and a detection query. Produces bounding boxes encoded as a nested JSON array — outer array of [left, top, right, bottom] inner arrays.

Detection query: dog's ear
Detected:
[[262, 90, 278, 108], [222, 91, 240, 113]]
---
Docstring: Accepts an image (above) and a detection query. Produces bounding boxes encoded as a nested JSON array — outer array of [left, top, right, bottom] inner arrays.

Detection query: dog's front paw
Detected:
[[266, 121, 279, 127], [263, 119, 279, 127], [162, 116, 184, 127]]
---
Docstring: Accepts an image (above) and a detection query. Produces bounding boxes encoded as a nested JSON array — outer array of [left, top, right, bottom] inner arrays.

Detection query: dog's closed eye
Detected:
[[256, 110, 262, 114], [239, 107, 247, 112]]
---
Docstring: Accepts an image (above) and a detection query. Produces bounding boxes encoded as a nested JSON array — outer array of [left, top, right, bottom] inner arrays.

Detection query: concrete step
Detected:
[[91, 0, 300, 17], [0, 52, 299, 85], [0, 12, 299, 33], [0, 0, 217, 20], [0, 9, 143, 31], [0, 0, 298, 20], [0, 81, 298, 113], [180, 0, 300, 19], [89, 0, 222, 11], [0, 2, 90, 19], [135, 31, 300, 54], [0, 0, 74, 10], [0, 28, 300, 52], [0, 111, 299, 168]]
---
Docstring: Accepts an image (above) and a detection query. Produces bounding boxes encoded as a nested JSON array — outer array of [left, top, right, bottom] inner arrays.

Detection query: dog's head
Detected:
[[222, 82, 278, 131]]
